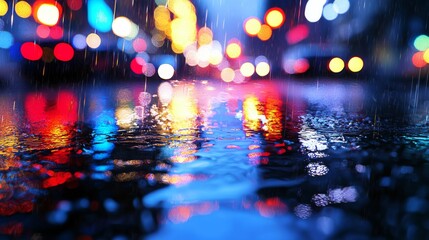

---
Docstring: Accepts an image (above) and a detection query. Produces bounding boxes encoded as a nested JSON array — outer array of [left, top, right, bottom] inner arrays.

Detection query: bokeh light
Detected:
[[144, 63, 156, 77], [198, 27, 213, 46], [87, 0, 113, 32], [67, 0, 82, 11], [0, 31, 13, 49], [54, 43, 74, 62], [305, 0, 326, 23], [36, 25, 50, 38], [244, 17, 262, 36], [256, 62, 270, 76], [170, 18, 197, 54], [265, 8, 285, 29], [423, 49, 429, 64], [21, 42, 43, 61], [240, 62, 255, 77], [329, 57, 345, 73], [154, 6, 171, 32], [226, 41, 241, 59], [132, 38, 147, 52], [112, 16, 139, 40], [333, 0, 350, 14], [257, 24, 272, 41], [86, 33, 101, 49], [348, 56, 364, 72], [323, 3, 338, 21], [49, 26, 63, 39], [34, 2, 61, 26], [286, 24, 309, 44], [158, 64, 175, 80], [15, 1, 32, 19], [72, 34, 87, 49], [130, 58, 144, 74], [414, 35, 429, 51], [412, 51, 427, 68], [0, 1, 7, 17], [294, 58, 310, 73], [233, 69, 245, 83], [221, 68, 235, 82]]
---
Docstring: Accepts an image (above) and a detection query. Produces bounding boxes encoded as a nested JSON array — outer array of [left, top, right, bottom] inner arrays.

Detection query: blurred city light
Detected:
[[66, 0, 82, 11], [348, 57, 364, 72], [255, 62, 270, 77], [286, 24, 309, 44], [333, 0, 350, 14], [294, 58, 310, 74], [329, 57, 345, 73], [221, 67, 235, 82], [322, 3, 338, 21], [257, 24, 272, 41], [226, 41, 242, 59], [112, 17, 139, 40], [35, 2, 61, 26], [72, 34, 87, 49], [158, 63, 175, 80], [240, 62, 255, 77], [0, 1, 7, 16], [15, 1, 32, 19], [36, 25, 50, 38], [414, 35, 429, 51], [0, 31, 13, 49], [21, 42, 43, 61], [412, 51, 427, 68], [244, 17, 262, 36], [424, 49, 429, 64], [305, 0, 327, 23], [86, 33, 101, 49], [87, 0, 113, 32], [265, 8, 285, 29], [53, 43, 74, 61]]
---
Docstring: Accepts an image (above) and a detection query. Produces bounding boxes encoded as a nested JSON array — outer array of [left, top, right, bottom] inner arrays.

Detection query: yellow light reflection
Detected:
[[0, 97, 20, 170], [264, 96, 283, 140], [15, 1, 32, 18], [169, 84, 198, 134], [115, 88, 135, 128], [115, 107, 135, 128], [243, 96, 262, 131], [161, 174, 194, 185]]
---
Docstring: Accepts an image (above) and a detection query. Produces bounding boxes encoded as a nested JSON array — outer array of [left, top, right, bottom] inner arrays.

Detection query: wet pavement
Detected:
[[0, 78, 429, 239]]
